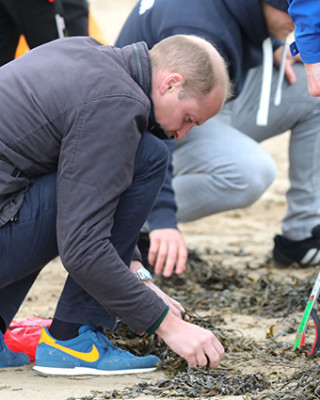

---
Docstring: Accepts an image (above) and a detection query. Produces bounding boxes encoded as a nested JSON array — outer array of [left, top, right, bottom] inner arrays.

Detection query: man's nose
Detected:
[[176, 125, 192, 141]]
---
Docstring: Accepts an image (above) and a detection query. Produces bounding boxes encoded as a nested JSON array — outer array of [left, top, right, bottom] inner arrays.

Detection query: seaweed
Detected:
[[77, 250, 320, 399]]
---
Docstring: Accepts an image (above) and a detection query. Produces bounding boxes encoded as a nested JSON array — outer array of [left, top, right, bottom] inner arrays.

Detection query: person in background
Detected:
[[0, 0, 89, 66], [116, 0, 320, 276], [287, 0, 320, 97], [0, 34, 230, 373]]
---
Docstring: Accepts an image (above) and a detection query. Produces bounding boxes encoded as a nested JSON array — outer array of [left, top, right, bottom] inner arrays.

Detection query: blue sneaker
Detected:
[[0, 330, 30, 368], [33, 325, 161, 375]]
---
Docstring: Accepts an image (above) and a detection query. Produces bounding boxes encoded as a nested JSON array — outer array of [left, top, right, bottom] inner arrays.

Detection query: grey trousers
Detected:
[[173, 63, 320, 240]]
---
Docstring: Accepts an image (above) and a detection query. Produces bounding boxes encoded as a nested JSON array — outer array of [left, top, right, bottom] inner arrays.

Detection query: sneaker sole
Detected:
[[273, 243, 320, 268], [33, 365, 157, 376]]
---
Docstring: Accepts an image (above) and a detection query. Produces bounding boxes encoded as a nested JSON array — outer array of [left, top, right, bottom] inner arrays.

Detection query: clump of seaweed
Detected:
[[91, 249, 320, 400], [101, 369, 270, 399], [253, 365, 320, 399], [154, 249, 316, 318]]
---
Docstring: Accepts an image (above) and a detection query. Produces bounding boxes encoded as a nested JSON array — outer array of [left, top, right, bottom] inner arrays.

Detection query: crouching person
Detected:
[[0, 34, 231, 374]]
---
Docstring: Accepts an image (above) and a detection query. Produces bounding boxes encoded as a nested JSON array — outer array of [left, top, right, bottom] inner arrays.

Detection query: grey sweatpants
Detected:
[[173, 63, 320, 240]]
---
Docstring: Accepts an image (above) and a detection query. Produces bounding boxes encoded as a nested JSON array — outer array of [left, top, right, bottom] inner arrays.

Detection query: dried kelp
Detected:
[[153, 249, 317, 318], [87, 250, 320, 400], [100, 369, 270, 399], [253, 365, 320, 400]]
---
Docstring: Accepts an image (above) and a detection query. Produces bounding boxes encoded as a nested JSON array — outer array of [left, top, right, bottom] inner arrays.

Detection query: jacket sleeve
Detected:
[[147, 139, 178, 230], [288, 0, 320, 63], [56, 96, 167, 333]]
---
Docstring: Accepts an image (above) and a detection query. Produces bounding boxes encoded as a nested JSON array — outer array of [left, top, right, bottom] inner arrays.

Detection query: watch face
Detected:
[[135, 267, 152, 281]]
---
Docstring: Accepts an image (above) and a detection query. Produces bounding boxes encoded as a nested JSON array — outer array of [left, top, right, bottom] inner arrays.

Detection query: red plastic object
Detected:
[[4, 318, 52, 362]]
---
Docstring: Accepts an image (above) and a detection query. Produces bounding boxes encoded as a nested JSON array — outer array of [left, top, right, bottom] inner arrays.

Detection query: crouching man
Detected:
[[0, 34, 231, 374]]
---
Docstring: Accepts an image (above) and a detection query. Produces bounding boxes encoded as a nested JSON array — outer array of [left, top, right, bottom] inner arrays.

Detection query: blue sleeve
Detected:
[[288, 0, 320, 63], [147, 139, 178, 231]]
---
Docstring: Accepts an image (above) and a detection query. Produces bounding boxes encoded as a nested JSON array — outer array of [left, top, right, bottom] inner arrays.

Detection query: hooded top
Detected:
[[116, 0, 271, 98], [262, 0, 289, 12], [116, 0, 278, 232]]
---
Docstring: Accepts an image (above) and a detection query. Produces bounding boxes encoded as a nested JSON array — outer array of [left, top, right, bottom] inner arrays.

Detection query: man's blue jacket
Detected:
[[288, 0, 320, 63], [116, 0, 271, 231]]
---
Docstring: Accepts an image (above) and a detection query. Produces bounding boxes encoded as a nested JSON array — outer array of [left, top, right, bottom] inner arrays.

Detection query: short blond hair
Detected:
[[150, 34, 232, 101]]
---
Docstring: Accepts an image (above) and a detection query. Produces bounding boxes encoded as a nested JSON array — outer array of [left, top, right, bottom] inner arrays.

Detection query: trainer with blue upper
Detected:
[[0, 330, 29, 368], [0, 32, 227, 373], [34, 326, 160, 376]]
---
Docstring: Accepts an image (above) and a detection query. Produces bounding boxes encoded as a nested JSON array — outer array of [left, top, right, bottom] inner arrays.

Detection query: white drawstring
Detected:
[[257, 36, 290, 126], [256, 37, 273, 126], [274, 35, 289, 106]]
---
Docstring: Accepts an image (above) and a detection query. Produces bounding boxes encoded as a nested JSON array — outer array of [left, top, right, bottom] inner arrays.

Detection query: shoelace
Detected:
[[89, 327, 127, 353]]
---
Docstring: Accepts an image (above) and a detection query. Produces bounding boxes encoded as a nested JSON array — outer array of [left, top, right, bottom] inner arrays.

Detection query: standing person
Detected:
[[287, 0, 320, 97], [0, 0, 89, 66], [116, 0, 320, 276], [0, 34, 230, 373]]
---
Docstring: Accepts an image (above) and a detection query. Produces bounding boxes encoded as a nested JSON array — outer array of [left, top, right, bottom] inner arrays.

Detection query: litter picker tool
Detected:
[[293, 271, 320, 357], [48, 0, 68, 38]]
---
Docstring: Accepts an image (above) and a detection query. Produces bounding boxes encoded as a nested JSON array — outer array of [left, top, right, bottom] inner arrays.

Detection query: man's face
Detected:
[[262, 3, 295, 40], [153, 83, 225, 141]]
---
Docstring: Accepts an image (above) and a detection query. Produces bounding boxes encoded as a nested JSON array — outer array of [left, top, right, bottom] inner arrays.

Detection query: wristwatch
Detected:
[[134, 267, 152, 281]]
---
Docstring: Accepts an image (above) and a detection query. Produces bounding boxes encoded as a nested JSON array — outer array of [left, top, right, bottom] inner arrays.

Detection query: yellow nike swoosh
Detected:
[[39, 328, 100, 363]]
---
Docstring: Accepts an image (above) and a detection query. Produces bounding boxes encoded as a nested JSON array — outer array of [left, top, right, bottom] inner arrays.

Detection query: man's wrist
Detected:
[[134, 266, 152, 281], [146, 305, 170, 334]]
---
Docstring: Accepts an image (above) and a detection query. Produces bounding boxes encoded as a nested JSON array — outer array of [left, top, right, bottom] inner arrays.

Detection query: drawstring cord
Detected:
[[256, 35, 289, 126], [256, 37, 273, 126], [274, 36, 289, 106]]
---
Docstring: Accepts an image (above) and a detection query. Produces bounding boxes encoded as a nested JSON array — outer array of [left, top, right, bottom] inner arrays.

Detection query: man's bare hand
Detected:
[[130, 260, 188, 320], [273, 44, 301, 85], [156, 311, 224, 368], [305, 62, 320, 97], [148, 228, 188, 277], [143, 280, 188, 320]]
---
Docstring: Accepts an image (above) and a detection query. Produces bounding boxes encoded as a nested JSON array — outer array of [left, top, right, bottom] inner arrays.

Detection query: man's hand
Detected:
[[304, 62, 320, 97], [130, 260, 188, 320], [156, 310, 224, 368], [143, 280, 188, 320], [148, 228, 188, 277], [273, 44, 301, 85]]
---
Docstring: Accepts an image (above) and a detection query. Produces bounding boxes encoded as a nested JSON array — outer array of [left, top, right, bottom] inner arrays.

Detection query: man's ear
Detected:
[[159, 73, 184, 95]]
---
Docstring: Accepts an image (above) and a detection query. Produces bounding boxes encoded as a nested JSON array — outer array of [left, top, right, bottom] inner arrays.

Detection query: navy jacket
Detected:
[[116, 0, 272, 231], [0, 37, 167, 333], [117, 0, 270, 97]]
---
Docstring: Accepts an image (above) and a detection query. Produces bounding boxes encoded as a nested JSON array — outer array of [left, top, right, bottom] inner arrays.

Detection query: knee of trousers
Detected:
[[236, 154, 277, 207], [206, 151, 277, 210]]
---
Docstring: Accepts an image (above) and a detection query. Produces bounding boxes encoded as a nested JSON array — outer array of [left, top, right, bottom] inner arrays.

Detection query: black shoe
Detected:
[[273, 225, 320, 267]]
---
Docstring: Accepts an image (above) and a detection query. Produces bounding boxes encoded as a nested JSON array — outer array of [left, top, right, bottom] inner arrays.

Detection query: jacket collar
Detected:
[[123, 41, 168, 140]]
